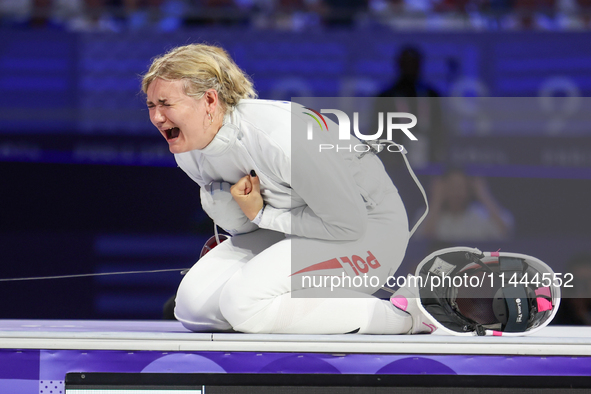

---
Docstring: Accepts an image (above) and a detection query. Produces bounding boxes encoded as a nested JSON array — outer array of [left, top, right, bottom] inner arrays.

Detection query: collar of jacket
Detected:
[[199, 109, 243, 156]]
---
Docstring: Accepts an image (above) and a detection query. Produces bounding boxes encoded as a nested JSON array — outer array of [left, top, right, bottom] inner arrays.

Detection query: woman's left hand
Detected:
[[230, 170, 264, 221]]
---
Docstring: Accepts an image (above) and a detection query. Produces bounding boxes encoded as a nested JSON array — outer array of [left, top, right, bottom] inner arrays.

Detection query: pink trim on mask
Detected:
[[537, 297, 553, 312], [490, 252, 500, 257], [535, 287, 552, 297], [493, 331, 502, 336]]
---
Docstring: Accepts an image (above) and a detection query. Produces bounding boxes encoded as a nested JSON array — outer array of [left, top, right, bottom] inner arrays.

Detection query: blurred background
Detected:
[[0, 0, 589, 323]]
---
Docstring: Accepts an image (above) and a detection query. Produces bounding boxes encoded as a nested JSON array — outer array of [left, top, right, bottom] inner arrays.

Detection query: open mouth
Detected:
[[164, 127, 180, 140]]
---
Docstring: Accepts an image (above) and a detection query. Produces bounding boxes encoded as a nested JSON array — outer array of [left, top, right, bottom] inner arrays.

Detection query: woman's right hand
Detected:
[[231, 170, 264, 221]]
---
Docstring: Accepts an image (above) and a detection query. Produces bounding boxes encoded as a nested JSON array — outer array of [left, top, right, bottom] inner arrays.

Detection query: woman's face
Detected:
[[146, 78, 218, 153]]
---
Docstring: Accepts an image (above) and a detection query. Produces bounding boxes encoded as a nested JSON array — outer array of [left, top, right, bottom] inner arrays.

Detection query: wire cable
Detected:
[[0, 268, 189, 282]]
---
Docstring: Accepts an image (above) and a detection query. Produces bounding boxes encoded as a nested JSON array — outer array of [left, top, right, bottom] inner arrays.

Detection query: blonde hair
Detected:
[[141, 44, 257, 110]]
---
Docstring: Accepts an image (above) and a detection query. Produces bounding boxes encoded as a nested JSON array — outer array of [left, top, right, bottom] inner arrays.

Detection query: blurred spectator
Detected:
[[124, 0, 159, 30], [124, 0, 187, 31], [28, 0, 60, 28], [482, 0, 514, 28], [402, 0, 440, 13], [250, 0, 324, 31], [382, 46, 438, 97], [375, 46, 448, 167], [416, 168, 515, 243], [67, 0, 120, 31], [551, 253, 591, 325], [321, 0, 367, 26], [555, 0, 588, 29], [0, 0, 187, 31], [1, 0, 70, 28], [0, 0, 117, 31], [3, 0, 591, 30], [274, 0, 323, 31], [185, 0, 247, 26], [513, 0, 555, 29]]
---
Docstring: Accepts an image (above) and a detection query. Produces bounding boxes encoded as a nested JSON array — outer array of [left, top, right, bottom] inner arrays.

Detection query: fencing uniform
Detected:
[[173, 99, 412, 334]]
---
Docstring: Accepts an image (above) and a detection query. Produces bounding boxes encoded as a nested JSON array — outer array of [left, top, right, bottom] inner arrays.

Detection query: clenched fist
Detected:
[[230, 170, 264, 221]]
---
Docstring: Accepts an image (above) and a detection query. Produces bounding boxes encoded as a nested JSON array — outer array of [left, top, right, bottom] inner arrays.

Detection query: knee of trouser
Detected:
[[174, 275, 231, 331], [218, 273, 263, 331], [218, 278, 241, 324], [174, 276, 200, 318]]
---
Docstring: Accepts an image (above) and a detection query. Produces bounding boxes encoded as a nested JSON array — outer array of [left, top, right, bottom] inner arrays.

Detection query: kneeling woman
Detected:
[[141, 44, 427, 335]]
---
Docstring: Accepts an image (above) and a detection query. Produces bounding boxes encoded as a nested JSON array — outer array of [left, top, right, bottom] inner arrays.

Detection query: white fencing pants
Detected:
[[174, 192, 412, 334]]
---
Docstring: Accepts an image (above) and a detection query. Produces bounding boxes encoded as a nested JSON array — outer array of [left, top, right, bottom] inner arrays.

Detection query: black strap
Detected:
[[498, 257, 529, 332], [499, 256, 525, 275], [502, 284, 530, 332]]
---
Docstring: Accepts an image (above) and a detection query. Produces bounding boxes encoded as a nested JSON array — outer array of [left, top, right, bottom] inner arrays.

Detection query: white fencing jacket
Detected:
[[175, 99, 398, 241]]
